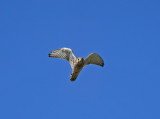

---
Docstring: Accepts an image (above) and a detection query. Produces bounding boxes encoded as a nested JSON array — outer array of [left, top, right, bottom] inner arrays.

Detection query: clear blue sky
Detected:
[[0, 0, 160, 119]]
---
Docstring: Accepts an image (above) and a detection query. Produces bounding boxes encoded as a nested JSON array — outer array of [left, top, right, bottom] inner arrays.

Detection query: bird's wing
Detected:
[[48, 48, 76, 69], [84, 53, 104, 67]]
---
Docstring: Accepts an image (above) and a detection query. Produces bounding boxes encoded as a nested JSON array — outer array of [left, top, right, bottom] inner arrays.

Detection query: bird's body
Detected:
[[48, 48, 104, 81], [70, 57, 84, 81]]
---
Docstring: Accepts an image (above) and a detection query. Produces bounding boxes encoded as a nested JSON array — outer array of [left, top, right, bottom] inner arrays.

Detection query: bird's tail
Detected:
[[70, 77, 77, 81], [70, 72, 79, 81]]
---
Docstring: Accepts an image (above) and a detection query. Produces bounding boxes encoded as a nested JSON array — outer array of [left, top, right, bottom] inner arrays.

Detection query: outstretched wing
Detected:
[[48, 48, 76, 69], [84, 53, 104, 67]]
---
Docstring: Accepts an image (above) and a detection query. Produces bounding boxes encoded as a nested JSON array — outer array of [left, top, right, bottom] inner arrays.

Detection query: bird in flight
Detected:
[[48, 48, 104, 81]]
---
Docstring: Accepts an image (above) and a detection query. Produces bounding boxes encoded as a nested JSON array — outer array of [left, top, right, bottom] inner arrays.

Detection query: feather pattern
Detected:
[[48, 48, 76, 69], [84, 53, 104, 67]]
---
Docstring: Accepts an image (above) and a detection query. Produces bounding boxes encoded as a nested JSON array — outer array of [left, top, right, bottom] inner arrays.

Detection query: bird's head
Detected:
[[77, 57, 84, 64]]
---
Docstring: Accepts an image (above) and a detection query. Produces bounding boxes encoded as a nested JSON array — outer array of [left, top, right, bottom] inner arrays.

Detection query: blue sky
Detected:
[[0, 0, 160, 119]]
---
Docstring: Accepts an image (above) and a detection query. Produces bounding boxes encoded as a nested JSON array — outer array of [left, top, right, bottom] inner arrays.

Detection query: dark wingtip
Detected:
[[101, 62, 104, 67], [48, 53, 51, 57]]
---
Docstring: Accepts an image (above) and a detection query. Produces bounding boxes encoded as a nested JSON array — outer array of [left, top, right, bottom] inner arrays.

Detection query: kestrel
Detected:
[[48, 48, 104, 81]]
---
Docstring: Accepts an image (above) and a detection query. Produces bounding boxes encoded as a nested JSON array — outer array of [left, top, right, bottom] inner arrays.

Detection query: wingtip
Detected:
[[101, 62, 104, 67]]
